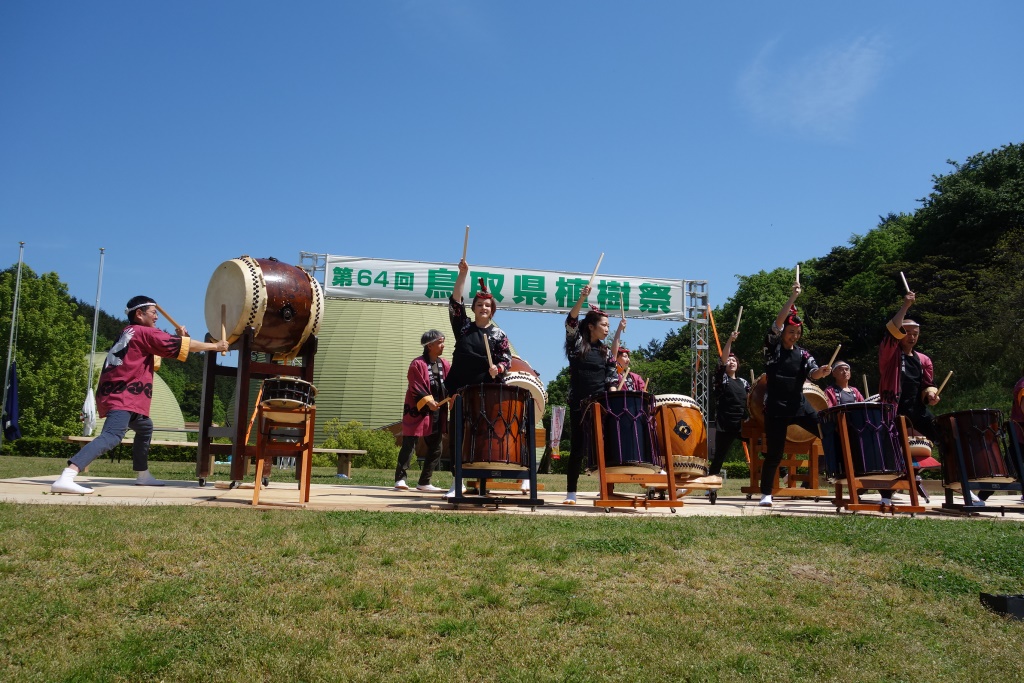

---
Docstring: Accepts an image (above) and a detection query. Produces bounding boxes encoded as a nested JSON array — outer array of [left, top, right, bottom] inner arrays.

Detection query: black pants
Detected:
[[566, 401, 588, 494], [761, 413, 819, 495], [709, 426, 742, 476], [395, 432, 443, 486]]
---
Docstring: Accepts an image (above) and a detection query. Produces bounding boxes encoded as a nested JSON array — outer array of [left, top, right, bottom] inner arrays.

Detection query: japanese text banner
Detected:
[[324, 256, 685, 319]]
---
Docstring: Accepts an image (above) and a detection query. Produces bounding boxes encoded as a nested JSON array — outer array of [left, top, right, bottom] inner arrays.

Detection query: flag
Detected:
[[81, 387, 98, 437], [550, 405, 565, 458], [3, 361, 20, 441]]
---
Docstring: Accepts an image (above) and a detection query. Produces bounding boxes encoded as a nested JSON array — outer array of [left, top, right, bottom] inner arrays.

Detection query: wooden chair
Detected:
[[252, 404, 315, 506]]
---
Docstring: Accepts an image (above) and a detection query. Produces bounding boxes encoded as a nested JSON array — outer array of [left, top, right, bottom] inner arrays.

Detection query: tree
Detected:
[[0, 265, 89, 437]]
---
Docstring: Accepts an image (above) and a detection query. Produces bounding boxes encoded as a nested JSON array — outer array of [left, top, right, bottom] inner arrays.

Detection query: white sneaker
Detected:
[[394, 480, 410, 491], [51, 469, 93, 494], [889, 492, 904, 501], [880, 497, 892, 506], [415, 484, 444, 493], [969, 492, 985, 506], [563, 492, 577, 505], [135, 470, 165, 486], [759, 494, 773, 507], [520, 480, 530, 493], [444, 484, 467, 498]]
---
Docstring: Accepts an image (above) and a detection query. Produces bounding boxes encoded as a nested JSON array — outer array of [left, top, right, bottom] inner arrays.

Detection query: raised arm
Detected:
[[452, 258, 470, 302], [609, 317, 626, 360], [568, 284, 592, 321], [774, 282, 801, 331], [889, 291, 915, 330], [721, 330, 739, 363]]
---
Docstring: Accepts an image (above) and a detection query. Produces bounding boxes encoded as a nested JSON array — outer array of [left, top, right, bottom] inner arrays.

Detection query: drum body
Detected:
[[504, 371, 547, 417], [205, 256, 324, 358], [654, 394, 707, 460], [261, 377, 317, 409], [908, 436, 934, 460], [747, 374, 767, 428], [588, 391, 660, 473], [460, 383, 530, 469], [937, 410, 1012, 485], [819, 403, 905, 480]]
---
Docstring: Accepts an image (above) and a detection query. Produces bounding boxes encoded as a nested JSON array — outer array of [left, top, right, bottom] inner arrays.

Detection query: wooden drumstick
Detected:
[[750, 369, 756, 384], [483, 331, 495, 372], [827, 344, 841, 368], [619, 294, 625, 319], [862, 374, 870, 398], [617, 372, 628, 391], [154, 304, 182, 332], [936, 370, 953, 396], [795, 263, 800, 286], [734, 306, 743, 334], [900, 271, 910, 294], [220, 304, 227, 356], [462, 225, 470, 261], [587, 252, 604, 288]]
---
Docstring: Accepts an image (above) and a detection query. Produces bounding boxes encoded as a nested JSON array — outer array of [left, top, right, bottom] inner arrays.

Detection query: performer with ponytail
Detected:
[[759, 282, 831, 507], [562, 285, 626, 504]]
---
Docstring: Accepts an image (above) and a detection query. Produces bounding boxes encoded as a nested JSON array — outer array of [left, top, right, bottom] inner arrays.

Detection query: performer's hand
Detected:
[[617, 318, 627, 333], [904, 291, 916, 304], [176, 326, 188, 337], [214, 340, 229, 352], [458, 258, 469, 276], [488, 364, 500, 378], [819, 364, 832, 377], [580, 285, 592, 299], [729, 330, 740, 342], [426, 398, 440, 411], [926, 390, 940, 406], [792, 282, 802, 298]]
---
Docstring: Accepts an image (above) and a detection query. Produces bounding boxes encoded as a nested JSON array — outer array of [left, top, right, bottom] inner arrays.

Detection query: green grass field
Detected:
[[2, 456, 1024, 682]]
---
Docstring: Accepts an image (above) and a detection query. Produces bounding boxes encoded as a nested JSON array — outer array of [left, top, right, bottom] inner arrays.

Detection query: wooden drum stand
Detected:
[[740, 420, 829, 501], [195, 327, 318, 494], [829, 414, 924, 514]]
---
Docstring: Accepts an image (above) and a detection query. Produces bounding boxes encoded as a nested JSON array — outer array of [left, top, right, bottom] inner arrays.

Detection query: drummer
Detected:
[[51, 296, 229, 494], [824, 361, 865, 407], [615, 346, 646, 392], [563, 285, 626, 505], [1011, 372, 1023, 501], [393, 330, 449, 494], [759, 282, 832, 507], [442, 258, 513, 498], [877, 291, 957, 505], [708, 330, 750, 482]]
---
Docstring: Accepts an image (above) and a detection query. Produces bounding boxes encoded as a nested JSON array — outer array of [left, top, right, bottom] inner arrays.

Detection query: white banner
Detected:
[[323, 255, 686, 319]]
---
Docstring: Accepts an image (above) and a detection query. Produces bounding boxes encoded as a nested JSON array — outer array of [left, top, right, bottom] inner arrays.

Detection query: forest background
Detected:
[[2, 143, 1022, 449]]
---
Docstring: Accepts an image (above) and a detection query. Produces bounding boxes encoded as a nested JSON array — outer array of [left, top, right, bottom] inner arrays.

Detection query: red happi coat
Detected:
[[401, 355, 450, 437], [878, 321, 934, 407]]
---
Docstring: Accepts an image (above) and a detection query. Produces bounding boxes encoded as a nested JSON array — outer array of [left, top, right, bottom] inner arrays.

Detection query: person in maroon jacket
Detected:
[[51, 296, 228, 494], [394, 330, 450, 492]]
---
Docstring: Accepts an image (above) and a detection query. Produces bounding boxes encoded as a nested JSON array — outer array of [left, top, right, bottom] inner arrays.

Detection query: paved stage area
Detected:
[[3, 474, 1024, 519]]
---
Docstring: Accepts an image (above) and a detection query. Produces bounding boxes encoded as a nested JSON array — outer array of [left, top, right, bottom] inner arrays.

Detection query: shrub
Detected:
[[319, 419, 399, 469]]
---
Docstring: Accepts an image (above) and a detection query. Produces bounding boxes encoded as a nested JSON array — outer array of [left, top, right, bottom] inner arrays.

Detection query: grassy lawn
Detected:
[[2, 458, 1024, 682]]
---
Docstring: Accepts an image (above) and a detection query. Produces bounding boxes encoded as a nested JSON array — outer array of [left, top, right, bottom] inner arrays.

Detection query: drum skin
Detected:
[[937, 409, 1011, 484], [504, 371, 547, 417], [654, 394, 707, 459], [261, 377, 317, 409], [205, 256, 324, 357], [460, 384, 530, 469]]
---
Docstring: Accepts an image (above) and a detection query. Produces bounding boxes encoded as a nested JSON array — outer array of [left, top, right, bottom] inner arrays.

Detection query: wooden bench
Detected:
[[313, 449, 366, 478]]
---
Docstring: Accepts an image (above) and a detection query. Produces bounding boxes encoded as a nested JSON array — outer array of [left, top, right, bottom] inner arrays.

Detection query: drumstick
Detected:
[[617, 373, 628, 391], [936, 370, 953, 396], [734, 306, 743, 334], [154, 304, 183, 332], [587, 252, 604, 288], [619, 294, 625, 319], [462, 225, 470, 261], [900, 271, 910, 294], [483, 332, 494, 371], [827, 344, 841, 368], [795, 263, 800, 285], [862, 374, 870, 398], [417, 395, 454, 411], [750, 369, 756, 384], [220, 304, 227, 356]]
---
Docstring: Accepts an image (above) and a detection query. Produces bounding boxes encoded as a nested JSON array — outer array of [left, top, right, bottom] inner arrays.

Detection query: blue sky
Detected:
[[2, 1, 1022, 383]]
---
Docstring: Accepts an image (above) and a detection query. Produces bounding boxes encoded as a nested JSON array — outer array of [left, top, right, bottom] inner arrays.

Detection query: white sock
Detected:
[[61, 467, 78, 480]]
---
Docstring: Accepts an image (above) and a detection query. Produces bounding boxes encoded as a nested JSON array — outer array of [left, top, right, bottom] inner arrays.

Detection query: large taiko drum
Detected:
[[460, 383, 530, 469], [819, 403, 906, 480], [587, 390, 660, 473], [937, 410, 1015, 487], [747, 374, 767, 427], [205, 256, 324, 359], [654, 394, 707, 458]]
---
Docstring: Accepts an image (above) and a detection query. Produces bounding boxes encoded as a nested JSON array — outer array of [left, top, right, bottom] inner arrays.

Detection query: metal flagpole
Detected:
[[82, 248, 105, 436], [1, 242, 26, 451]]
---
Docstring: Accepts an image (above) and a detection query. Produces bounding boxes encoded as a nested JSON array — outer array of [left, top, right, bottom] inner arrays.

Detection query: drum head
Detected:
[[205, 257, 267, 343], [504, 371, 547, 416]]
